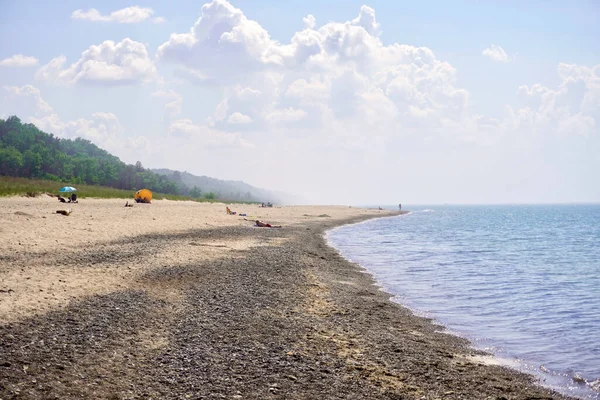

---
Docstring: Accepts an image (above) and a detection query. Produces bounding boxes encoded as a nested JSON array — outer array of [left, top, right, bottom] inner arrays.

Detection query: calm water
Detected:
[[327, 205, 600, 399]]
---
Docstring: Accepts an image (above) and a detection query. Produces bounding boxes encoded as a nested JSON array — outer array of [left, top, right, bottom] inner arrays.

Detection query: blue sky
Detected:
[[1, 0, 598, 204]]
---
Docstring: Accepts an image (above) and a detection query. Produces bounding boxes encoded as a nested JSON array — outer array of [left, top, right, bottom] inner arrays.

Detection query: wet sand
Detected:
[[0, 196, 574, 399]]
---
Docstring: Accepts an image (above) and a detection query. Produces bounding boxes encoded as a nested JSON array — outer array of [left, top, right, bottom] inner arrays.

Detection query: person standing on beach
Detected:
[[399, 203, 402, 210]]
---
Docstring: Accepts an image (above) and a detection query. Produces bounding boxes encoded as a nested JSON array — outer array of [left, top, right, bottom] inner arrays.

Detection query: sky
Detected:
[[1, 0, 598, 205]]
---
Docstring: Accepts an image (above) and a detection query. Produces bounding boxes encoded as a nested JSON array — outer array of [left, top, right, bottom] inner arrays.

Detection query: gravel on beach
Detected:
[[0, 214, 575, 399]]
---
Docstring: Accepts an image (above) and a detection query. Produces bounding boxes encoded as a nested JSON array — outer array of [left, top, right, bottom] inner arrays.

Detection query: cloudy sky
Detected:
[[1, 0, 598, 204]]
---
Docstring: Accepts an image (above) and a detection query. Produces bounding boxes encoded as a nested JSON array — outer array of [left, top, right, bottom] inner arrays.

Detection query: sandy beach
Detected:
[[0, 196, 573, 399]]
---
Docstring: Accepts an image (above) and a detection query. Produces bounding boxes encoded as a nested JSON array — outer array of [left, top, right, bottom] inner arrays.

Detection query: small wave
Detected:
[[326, 204, 600, 400]]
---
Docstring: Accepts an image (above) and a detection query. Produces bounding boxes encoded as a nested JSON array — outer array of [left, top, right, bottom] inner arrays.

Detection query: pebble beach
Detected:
[[0, 196, 574, 399]]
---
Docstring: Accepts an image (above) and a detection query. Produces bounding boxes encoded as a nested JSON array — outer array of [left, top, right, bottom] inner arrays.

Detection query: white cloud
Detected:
[[351, 5, 380, 36], [285, 78, 329, 103], [482, 44, 510, 63], [71, 6, 163, 24], [154, 1, 598, 204], [227, 112, 252, 124], [155, 0, 471, 140], [0, 54, 39, 67], [35, 38, 156, 86], [156, 0, 300, 77], [302, 14, 316, 29], [507, 63, 599, 137], [2, 85, 53, 117]]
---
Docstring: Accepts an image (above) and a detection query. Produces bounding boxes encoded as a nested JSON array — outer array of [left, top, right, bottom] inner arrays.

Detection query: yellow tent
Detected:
[[134, 189, 152, 203]]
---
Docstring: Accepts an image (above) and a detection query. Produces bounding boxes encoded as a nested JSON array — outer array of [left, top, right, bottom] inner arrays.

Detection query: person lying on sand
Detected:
[[58, 196, 66, 203], [255, 220, 281, 228]]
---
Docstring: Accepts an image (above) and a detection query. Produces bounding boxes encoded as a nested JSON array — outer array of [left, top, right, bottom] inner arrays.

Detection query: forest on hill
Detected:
[[0, 116, 181, 195], [0, 116, 289, 202]]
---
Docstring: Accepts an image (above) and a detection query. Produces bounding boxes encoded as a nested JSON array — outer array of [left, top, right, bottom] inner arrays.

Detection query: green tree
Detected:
[[189, 185, 202, 198], [21, 149, 42, 177], [0, 115, 191, 195], [0, 146, 23, 176]]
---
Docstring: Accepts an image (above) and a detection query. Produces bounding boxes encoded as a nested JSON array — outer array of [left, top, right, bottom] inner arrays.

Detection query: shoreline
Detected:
[[324, 213, 584, 399], [0, 197, 575, 399]]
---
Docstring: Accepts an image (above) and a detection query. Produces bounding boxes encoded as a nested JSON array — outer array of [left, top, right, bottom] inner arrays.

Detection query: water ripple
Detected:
[[327, 204, 600, 399]]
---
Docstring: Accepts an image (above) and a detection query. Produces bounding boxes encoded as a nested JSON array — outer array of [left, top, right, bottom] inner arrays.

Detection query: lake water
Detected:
[[326, 205, 600, 399]]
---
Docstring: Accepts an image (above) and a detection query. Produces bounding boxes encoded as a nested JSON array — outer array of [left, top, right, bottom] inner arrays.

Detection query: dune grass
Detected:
[[0, 176, 238, 203]]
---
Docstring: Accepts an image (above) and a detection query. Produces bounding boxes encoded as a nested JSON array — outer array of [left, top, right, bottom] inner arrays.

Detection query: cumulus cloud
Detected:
[[35, 38, 156, 86], [351, 5, 380, 36], [508, 63, 599, 137], [285, 78, 329, 103], [302, 14, 316, 29], [156, 0, 291, 76], [156, 0, 470, 140], [2, 85, 53, 117], [482, 44, 510, 63], [227, 112, 252, 124], [71, 6, 164, 23], [0, 54, 39, 67]]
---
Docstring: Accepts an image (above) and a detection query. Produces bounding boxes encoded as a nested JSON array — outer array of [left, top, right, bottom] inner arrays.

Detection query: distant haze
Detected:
[[152, 169, 300, 204], [1, 0, 598, 205]]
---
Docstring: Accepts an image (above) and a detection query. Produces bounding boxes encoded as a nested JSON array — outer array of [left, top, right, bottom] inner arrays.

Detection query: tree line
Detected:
[[0, 116, 210, 197]]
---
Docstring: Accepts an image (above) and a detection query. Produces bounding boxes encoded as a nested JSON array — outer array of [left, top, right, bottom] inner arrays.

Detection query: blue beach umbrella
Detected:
[[59, 186, 77, 193]]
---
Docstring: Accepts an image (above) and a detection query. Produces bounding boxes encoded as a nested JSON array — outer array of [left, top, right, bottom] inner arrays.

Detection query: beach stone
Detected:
[[0, 212, 578, 400]]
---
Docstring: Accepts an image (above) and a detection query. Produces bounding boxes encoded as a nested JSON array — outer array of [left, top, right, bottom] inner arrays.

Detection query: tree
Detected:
[[21, 149, 42, 177], [189, 185, 202, 198], [172, 170, 182, 182], [0, 146, 23, 176], [0, 116, 191, 196], [204, 192, 216, 200]]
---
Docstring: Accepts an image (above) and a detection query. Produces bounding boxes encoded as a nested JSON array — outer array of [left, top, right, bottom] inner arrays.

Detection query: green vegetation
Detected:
[[0, 176, 216, 201], [0, 116, 266, 203], [0, 116, 181, 195]]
